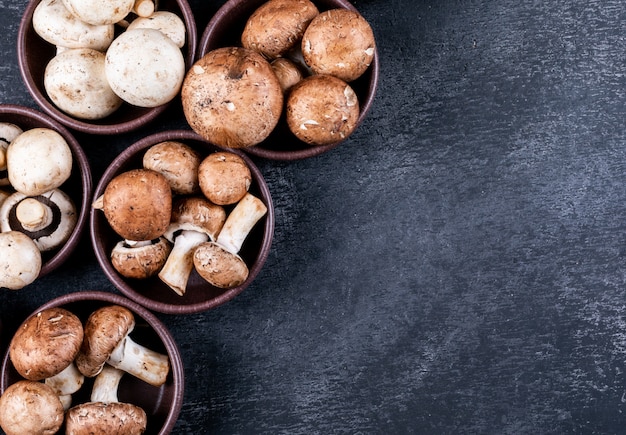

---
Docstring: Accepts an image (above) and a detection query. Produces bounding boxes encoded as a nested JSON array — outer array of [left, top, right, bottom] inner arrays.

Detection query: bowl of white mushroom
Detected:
[[0, 104, 92, 290], [0, 290, 184, 435], [17, 0, 197, 135], [189, 0, 379, 160], [90, 129, 274, 314]]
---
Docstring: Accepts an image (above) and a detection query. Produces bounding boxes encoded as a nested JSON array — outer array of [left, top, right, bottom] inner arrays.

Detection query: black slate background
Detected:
[[1, 0, 626, 433]]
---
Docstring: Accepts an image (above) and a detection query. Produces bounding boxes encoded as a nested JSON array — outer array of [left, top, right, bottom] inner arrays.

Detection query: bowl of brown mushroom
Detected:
[[0, 104, 92, 290], [17, 0, 197, 135], [189, 0, 379, 160], [90, 129, 274, 314], [0, 290, 184, 435]]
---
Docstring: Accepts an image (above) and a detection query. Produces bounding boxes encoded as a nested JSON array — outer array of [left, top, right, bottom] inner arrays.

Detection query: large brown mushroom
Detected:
[[181, 47, 284, 149], [0, 380, 64, 435]]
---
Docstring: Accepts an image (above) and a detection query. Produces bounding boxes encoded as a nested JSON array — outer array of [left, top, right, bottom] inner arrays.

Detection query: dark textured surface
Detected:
[[1, 0, 626, 433]]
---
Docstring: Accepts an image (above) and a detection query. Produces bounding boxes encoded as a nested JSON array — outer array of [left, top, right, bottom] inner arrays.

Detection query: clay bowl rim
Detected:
[[0, 103, 92, 278], [90, 129, 275, 315], [197, 0, 380, 161], [0, 290, 184, 435], [17, 0, 198, 136]]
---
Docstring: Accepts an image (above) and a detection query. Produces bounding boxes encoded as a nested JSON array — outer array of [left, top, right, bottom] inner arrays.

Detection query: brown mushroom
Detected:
[[158, 196, 226, 295], [301, 8, 376, 82], [0, 380, 64, 435], [198, 152, 252, 206], [286, 74, 360, 146], [75, 305, 170, 387], [271, 57, 304, 92], [0, 189, 77, 251], [95, 168, 172, 242], [111, 237, 172, 279], [181, 47, 284, 149], [241, 0, 319, 59], [142, 141, 201, 195], [0, 231, 42, 290], [193, 192, 267, 289]]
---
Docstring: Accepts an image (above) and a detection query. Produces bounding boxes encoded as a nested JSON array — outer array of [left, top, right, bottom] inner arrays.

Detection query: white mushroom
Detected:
[[127, 10, 186, 48], [105, 28, 186, 108], [61, 0, 135, 25], [0, 122, 22, 187], [33, 0, 114, 51], [0, 231, 42, 290], [132, 0, 156, 17], [44, 48, 123, 120], [7, 128, 73, 196], [0, 189, 77, 252]]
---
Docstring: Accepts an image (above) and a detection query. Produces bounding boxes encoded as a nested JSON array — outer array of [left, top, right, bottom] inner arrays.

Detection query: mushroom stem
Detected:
[[158, 230, 209, 295], [44, 362, 84, 397], [91, 365, 124, 403], [15, 197, 53, 232], [133, 0, 155, 17], [107, 335, 169, 387], [0, 190, 9, 207], [216, 193, 267, 254]]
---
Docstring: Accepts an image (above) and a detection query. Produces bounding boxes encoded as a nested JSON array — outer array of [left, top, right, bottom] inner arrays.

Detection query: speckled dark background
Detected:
[[1, 0, 626, 433]]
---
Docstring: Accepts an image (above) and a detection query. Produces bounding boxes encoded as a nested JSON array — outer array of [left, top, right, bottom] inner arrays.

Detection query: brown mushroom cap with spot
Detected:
[[66, 401, 147, 435], [286, 74, 360, 146], [198, 152, 252, 206], [241, 0, 319, 59], [181, 47, 284, 149], [142, 141, 201, 195], [9, 306, 84, 381], [301, 8, 376, 82], [111, 237, 172, 279], [0, 380, 64, 435], [98, 168, 172, 242]]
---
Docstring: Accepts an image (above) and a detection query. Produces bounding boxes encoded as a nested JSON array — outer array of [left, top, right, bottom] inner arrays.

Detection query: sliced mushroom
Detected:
[[7, 128, 73, 196], [142, 141, 201, 195], [193, 192, 267, 289], [75, 305, 170, 387], [0, 231, 42, 290], [0, 122, 22, 187], [158, 197, 226, 295], [198, 151, 252, 206], [127, 10, 186, 48], [0, 189, 77, 251], [0, 381, 64, 435], [111, 237, 172, 279]]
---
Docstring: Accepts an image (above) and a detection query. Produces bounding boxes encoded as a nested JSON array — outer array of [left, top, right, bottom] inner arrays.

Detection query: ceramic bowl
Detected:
[[17, 0, 197, 135], [90, 129, 274, 314], [0, 290, 184, 434], [0, 104, 92, 280], [197, 0, 379, 160]]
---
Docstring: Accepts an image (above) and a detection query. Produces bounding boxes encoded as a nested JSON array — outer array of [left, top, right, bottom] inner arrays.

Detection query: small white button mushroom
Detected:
[[142, 141, 201, 195], [105, 28, 186, 108], [0, 122, 22, 187], [44, 48, 123, 120], [198, 151, 252, 206], [61, 0, 135, 25], [0, 189, 77, 252], [75, 305, 170, 387], [0, 380, 64, 435], [193, 192, 267, 289], [158, 197, 226, 295], [127, 10, 187, 48], [33, 0, 114, 51], [6, 128, 73, 196], [0, 231, 42, 290]]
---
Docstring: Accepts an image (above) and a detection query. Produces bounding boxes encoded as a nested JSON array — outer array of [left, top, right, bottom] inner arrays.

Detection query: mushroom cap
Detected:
[[44, 48, 123, 120], [75, 305, 135, 378], [9, 306, 84, 381], [0, 231, 42, 290], [61, 0, 135, 25], [193, 241, 249, 289], [0, 122, 22, 187], [0, 189, 78, 251], [0, 380, 64, 435], [163, 196, 226, 243], [7, 128, 73, 196], [65, 401, 147, 435], [302, 8, 376, 82], [102, 168, 172, 242], [241, 0, 319, 59], [33, 0, 114, 51], [105, 28, 186, 108], [181, 46, 284, 149], [198, 152, 252, 206], [127, 10, 187, 48], [286, 74, 360, 146], [142, 141, 201, 195], [111, 237, 172, 279], [271, 57, 304, 92]]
